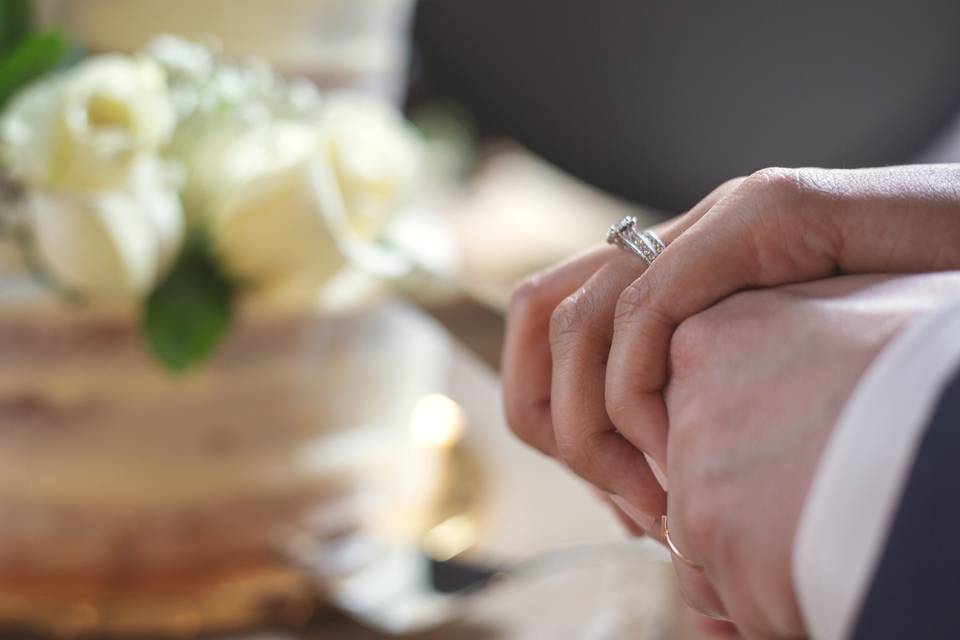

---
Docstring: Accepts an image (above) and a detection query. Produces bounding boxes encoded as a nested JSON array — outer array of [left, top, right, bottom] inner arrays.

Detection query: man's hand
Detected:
[[660, 272, 960, 637]]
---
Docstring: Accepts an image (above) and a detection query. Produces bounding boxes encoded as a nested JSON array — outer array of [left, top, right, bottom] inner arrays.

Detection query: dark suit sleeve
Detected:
[[851, 365, 960, 639]]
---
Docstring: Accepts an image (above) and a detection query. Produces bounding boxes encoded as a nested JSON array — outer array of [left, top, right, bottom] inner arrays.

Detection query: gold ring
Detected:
[[661, 515, 703, 569]]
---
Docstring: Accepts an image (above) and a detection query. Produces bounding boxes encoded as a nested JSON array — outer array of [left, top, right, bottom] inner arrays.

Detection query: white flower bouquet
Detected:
[[0, 25, 424, 372]]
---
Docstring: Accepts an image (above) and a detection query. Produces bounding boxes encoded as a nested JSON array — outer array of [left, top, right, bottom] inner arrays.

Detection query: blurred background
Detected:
[[5, 1, 960, 638], [32, 0, 960, 299], [413, 0, 960, 210]]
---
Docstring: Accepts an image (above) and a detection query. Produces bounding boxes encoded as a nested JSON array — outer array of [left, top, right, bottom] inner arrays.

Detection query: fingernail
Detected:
[[646, 455, 668, 491], [610, 494, 656, 532]]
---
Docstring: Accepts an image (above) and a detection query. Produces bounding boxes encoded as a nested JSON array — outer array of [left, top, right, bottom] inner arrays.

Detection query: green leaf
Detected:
[[0, 31, 69, 109], [144, 241, 235, 374], [0, 0, 33, 54]]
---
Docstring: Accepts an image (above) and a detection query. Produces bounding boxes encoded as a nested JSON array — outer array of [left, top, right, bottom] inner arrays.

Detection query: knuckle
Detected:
[[504, 402, 556, 458], [548, 293, 589, 346], [737, 167, 817, 236], [721, 175, 749, 191], [740, 166, 804, 197], [737, 167, 840, 279], [508, 274, 544, 319], [613, 282, 649, 326], [556, 431, 603, 483], [614, 281, 677, 339], [503, 397, 535, 442]]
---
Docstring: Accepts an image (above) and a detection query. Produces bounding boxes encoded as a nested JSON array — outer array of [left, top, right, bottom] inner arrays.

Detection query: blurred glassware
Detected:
[[291, 537, 683, 638], [37, 0, 415, 101], [449, 542, 687, 640]]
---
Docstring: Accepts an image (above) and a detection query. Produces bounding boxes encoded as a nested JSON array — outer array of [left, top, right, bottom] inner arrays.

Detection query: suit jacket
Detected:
[[852, 367, 960, 639], [794, 301, 960, 639]]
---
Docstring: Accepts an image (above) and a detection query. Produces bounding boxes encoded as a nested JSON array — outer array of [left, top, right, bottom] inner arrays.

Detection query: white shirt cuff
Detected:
[[793, 299, 960, 640]]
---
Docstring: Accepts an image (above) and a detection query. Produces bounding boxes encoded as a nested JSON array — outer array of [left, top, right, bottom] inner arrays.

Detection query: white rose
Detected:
[[207, 120, 347, 287], [319, 93, 423, 237], [0, 54, 175, 190], [200, 94, 423, 290], [26, 158, 184, 299]]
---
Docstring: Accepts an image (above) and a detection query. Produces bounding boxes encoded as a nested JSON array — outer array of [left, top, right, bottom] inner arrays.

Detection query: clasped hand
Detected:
[[502, 166, 960, 637]]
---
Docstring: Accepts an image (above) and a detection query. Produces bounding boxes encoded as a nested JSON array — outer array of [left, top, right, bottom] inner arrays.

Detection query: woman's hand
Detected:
[[503, 178, 746, 525], [662, 272, 960, 637], [504, 165, 960, 533]]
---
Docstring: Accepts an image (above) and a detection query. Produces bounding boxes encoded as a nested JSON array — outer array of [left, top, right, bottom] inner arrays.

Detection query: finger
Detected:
[[603, 177, 746, 477], [607, 498, 647, 537], [549, 254, 667, 529], [503, 244, 619, 456], [652, 176, 746, 246], [684, 609, 741, 639], [546, 179, 747, 527], [675, 563, 732, 627], [675, 571, 731, 627], [665, 496, 731, 622], [500, 176, 737, 461]]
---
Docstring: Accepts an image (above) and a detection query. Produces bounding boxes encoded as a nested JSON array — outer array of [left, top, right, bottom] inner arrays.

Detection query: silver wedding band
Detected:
[[606, 216, 665, 266]]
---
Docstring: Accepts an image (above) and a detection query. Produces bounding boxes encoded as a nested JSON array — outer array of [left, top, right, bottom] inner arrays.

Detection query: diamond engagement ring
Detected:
[[606, 216, 666, 266]]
